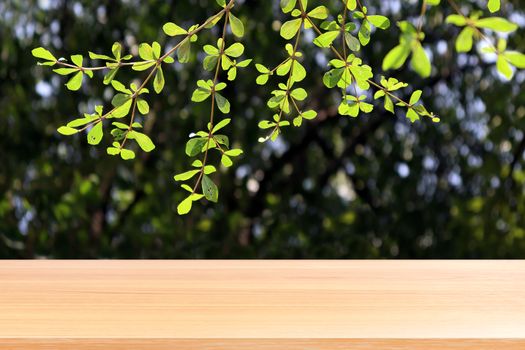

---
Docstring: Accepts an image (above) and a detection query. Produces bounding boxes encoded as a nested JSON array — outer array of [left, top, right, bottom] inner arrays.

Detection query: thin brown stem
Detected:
[[417, 0, 428, 35]]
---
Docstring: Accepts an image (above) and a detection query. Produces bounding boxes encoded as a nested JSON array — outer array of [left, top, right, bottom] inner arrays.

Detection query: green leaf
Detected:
[[277, 60, 292, 76], [129, 131, 155, 152], [204, 45, 219, 56], [256, 74, 270, 85], [138, 43, 154, 60], [382, 44, 410, 71], [256, 64, 270, 74], [344, 32, 360, 52], [358, 20, 371, 45], [215, 93, 230, 114], [258, 120, 276, 129], [227, 67, 237, 81], [87, 122, 103, 145], [111, 80, 132, 94], [338, 99, 359, 117], [154, 68, 165, 94], [222, 56, 233, 70], [120, 149, 135, 160], [57, 126, 79, 135], [280, 18, 302, 40], [68, 115, 98, 128], [410, 90, 423, 105], [111, 99, 133, 119], [236, 59, 252, 68], [112, 42, 122, 60], [214, 134, 229, 147], [455, 27, 474, 52], [497, 56, 513, 79], [137, 99, 150, 115], [53, 68, 78, 75], [152, 42, 161, 60], [291, 62, 306, 82], [406, 108, 420, 122], [411, 43, 431, 78], [186, 138, 207, 156], [132, 61, 155, 72], [112, 122, 128, 129], [308, 6, 328, 19], [224, 43, 244, 58], [359, 101, 374, 113], [192, 160, 203, 167], [280, 0, 297, 13], [221, 155, 233, 167], [290, 88, 307, 101], [488, 0, 500, 13], [203, 55, 219, 71], [212, 118, 231, 133], [32, 47, 57, 63], [202, 175, 219, 202], [204, 165, 217, 174], [178, 39, 191, 63], [192, 88, 212, 102], [215, 82, 227, 91], [65, 71, 84, 91], [475, 18, 518, 33], [225, 149, 243, 157], [177, 196, 193, 215], [174, 170, 200, 181], [302, 110, 317, 120], [445, 14, 467, 26], [163, 22, 188, 36], [107, 147, 120, 156], [71, 54, 83, 67], [384, 95, 394, 113], [112, 93, 131, 108], [504, 52, 525, 69], [345, 0, 356, 10], [229, 13, 245, 38], [323, 68, 345, 88], [313, 31, 339, 48], [368, 15, 390, 30]]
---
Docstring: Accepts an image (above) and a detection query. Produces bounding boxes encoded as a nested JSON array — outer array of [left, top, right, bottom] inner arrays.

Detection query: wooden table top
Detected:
[[1, 260, 524, 349]]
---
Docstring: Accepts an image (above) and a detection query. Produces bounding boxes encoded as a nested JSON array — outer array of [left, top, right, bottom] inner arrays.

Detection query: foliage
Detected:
[[1, 0, 524, 257], [33, 0, 523, 215]]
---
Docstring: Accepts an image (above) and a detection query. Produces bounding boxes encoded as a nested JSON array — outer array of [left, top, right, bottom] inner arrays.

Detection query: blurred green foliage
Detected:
[[1, 0, 525, 258]]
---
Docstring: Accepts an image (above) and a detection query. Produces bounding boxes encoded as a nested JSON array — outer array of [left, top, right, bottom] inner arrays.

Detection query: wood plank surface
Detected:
[[0, 261, 524, 349]]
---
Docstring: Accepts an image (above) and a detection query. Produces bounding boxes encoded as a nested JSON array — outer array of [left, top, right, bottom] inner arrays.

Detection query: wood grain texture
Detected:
[[0, 261, 524, 349]]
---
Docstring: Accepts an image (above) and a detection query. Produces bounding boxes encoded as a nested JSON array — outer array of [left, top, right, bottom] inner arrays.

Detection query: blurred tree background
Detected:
[[1, 0, 524, 258]]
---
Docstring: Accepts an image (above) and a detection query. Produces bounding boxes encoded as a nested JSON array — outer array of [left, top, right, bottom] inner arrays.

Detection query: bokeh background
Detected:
[[1, 0, 525, 258]]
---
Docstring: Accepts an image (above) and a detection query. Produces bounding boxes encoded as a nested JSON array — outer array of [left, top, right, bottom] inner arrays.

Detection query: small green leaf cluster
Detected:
[[488, 0, 501, 13], [257, 0, 326, 142], [446, 13, 523, 79], [202, 39, 251, 79], [89, 42, 132, 84], [53, 55, 93, 90], [382, 21, 430, 78], [174, 118, 243, 214]]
